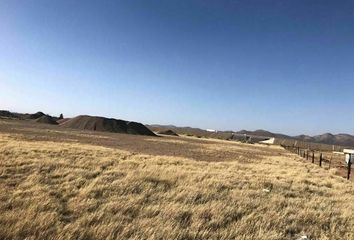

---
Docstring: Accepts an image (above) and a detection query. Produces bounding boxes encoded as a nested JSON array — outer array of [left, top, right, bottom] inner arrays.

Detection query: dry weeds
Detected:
[[1, 122, 354, 239]]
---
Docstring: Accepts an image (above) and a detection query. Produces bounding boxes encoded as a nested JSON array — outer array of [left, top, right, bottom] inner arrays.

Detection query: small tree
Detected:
[[59, 113, 64, 120]]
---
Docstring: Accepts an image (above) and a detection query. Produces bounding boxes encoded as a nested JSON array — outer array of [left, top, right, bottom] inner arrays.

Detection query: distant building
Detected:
[[260, 138, 275, 145], [206, 129, 217, 133], [344, 149, 354, 164]]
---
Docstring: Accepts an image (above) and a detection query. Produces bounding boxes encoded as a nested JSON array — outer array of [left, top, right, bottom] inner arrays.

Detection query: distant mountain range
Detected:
[[149, 125, 354, 148], [2, 109, 354, 147], [236, 129, 354, 147]]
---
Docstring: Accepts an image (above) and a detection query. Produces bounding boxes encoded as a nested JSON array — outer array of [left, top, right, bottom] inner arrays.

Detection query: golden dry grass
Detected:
[[1, 122, 354, 239]]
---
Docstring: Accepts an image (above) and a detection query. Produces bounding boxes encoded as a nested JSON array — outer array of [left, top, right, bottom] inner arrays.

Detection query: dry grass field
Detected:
[[1, 119, 354, 239]]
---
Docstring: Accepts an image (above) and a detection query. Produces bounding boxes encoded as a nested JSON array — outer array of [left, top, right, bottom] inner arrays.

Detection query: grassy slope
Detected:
[[0, 122, 354, 239]]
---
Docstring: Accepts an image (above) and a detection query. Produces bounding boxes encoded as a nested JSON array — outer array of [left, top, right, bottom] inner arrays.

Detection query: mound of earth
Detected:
[[60, 115, 156, 136], [57, 118, 71, 124], [34, 115, 58, 125], [157, 129, 179, 136], [27, 111, 46, 119], [0, 110, 19, 119]]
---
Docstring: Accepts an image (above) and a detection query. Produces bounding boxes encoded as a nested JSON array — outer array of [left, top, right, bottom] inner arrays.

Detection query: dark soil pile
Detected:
[[28, 112, 46, 119], [34, 115, 58, 125], [126, 121, 157, 136], [157, 129, 179, 136], [60, 115, 156, 136], [0, 110, 18, 119], [57, 118, 71, 124]]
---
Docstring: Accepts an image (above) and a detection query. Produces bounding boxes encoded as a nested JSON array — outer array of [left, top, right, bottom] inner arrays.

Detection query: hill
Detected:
[[148, 125, 233, 139], [295, 133, 354, 147], [57, 118, 71, 124], [26, 111, 46, 119], [60, 115, 156, 136], [236, 129, 293, 140], [0, 110, 19, 119], [149, 124, 354, 147], [0, 110, 60, 121], [3, 110, 354, 147], [34, 115, 58, 125]]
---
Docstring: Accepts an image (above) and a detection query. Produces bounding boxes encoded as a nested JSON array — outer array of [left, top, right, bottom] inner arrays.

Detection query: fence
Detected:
[[281, 145, 352, 180]]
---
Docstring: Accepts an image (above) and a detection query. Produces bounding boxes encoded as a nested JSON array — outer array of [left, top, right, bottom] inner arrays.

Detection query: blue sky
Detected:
[[1, 0, 354, 135]]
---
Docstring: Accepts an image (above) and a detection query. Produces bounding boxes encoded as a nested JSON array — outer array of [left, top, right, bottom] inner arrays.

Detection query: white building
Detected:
[[206, 129, 217, 133]]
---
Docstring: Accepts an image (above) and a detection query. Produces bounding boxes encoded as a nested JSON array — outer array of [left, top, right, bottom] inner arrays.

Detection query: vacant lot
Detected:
[[0, 119, 354, 239]]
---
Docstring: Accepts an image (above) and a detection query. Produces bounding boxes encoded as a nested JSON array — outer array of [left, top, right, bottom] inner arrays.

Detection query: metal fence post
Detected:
[[312, 151, 315, 164]]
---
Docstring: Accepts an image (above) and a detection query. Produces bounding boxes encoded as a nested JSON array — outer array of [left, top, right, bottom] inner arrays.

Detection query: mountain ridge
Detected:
[[2, 110, 354, 147], [148, 124, 354, 147]]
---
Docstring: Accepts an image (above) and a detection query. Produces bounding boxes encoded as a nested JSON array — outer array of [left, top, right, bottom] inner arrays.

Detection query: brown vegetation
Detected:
[[0, 119, 354, 239]]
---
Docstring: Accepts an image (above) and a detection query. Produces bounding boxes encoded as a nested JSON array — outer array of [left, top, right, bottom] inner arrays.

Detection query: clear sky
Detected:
[[1, 0, 354, 135]]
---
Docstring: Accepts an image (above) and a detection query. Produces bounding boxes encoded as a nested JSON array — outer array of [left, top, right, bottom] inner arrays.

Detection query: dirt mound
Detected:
[[57, 118, 71, 124], [60, 115, 156, 136], [34, 115, 58, 125], [157, 129, 179, 136], [126, 121, 157, 135], [0, 110, 19, 119], [28, 112, 46, 119]]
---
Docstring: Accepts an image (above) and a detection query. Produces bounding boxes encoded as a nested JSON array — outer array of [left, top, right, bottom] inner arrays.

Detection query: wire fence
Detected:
[[282, 145, 352, 180]]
